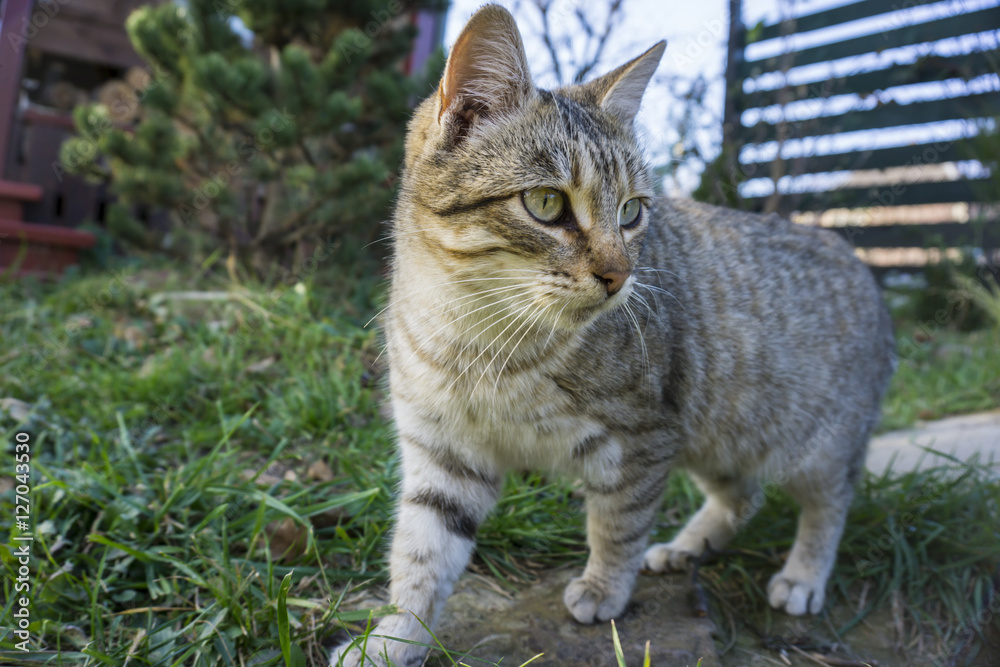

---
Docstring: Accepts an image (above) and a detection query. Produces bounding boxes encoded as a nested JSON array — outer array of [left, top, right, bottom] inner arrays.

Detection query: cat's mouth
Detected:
[[485, 270, 633, 333], [553, 282, 633, 329]]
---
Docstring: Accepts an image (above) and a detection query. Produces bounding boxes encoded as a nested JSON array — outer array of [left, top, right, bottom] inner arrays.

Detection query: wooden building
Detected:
[[0, 0, 152, 274], [0, 0, 447, 275]]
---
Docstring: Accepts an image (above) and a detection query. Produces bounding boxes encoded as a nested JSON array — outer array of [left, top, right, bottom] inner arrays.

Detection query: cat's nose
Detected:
[[594, 269, 630, 296]]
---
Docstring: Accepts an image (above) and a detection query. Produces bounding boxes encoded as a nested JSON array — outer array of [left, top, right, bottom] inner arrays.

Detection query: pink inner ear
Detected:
[[435, 6, 533, 126], [595, 41, 665, 123], [437, 82, 449, 121], [438, 33, 472, 121]]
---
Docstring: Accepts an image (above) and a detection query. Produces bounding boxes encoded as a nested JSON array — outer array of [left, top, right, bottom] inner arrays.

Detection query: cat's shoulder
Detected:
[[654, 197, 793, 233], [648, 196, 868, 279], [653, 196, 850, 251]]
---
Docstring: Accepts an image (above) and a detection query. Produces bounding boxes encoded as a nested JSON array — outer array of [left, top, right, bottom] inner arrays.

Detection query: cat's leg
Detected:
[[767, 461, 856, 616], [643, 472, 757, 572], [564, 448, 670, 624], [765, 412, 875, 617], [330, 434, 500, 667]]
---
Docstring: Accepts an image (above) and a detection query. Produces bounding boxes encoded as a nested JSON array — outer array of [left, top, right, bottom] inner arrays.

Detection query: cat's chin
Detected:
[[552, 290, 630, 331]]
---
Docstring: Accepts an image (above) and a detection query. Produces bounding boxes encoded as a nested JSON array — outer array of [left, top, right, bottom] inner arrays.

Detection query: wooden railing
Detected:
[[723, 0, 1000, 271]]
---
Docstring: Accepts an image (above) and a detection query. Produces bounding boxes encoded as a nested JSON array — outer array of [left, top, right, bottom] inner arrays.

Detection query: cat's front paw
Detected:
[[642, 541, 700, 572], [563, 574, 631, 624], [767, 572, 826, 616], [328, 641, 369, 667], [329, 617, 429, 667], [329, 640, 425, 667]]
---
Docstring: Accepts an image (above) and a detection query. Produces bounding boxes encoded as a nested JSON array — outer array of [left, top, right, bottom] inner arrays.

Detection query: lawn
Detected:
[[1, 257, 998, 666]]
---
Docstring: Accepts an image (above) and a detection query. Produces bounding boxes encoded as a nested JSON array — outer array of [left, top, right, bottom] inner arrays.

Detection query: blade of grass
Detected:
[[611, 619, 626, 667]]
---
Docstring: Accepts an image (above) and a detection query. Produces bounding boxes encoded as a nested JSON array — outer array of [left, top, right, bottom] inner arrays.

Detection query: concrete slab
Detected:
[[867, 410, 1000, 476]]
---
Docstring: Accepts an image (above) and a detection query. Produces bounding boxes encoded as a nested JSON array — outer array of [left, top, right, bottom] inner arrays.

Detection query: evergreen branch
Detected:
[[255, 197, 326, 246], [298, 140, 317, 167]]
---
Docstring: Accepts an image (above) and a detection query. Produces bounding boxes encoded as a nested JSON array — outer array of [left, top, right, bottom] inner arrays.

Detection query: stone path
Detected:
[[866, 409, 1000, 477]]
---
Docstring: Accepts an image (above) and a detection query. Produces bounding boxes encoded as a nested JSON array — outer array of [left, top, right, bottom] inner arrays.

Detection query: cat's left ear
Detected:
[[436, 5, 534, 137], [583, 41, 666, 123]]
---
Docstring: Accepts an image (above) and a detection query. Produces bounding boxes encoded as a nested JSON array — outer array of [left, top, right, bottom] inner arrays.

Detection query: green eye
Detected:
[[522, 187, 565, 223], [620, 198, 642, 228]]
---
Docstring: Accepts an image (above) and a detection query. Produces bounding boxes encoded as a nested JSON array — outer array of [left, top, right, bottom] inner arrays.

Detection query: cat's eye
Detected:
[[620, 198, 642, 228], [522, 187, 565, 223]]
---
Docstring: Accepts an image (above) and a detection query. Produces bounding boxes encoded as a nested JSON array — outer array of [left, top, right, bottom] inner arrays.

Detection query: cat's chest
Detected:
[[392, 364, 602, 470]]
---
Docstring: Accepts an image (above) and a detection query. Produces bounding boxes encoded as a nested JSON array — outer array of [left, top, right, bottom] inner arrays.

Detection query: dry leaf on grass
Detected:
[[138, 355, 159, 379], [265, 517, 310, 561], [235, 464, 297, 484], [312, 506, 351, 529], [307, 460, 334, 482], [245, 356, 276, 374], [0, 397, 32, 422]]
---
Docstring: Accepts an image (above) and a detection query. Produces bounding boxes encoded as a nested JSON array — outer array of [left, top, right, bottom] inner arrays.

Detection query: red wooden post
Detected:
[[0, 0, 33, 180]]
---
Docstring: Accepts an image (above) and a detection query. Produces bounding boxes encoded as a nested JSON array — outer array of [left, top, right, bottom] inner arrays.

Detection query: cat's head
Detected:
[[397, 4, 664, 330]]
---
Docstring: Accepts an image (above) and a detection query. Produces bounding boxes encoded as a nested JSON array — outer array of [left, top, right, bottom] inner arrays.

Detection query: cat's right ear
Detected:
[[436, 5, 534, 141]]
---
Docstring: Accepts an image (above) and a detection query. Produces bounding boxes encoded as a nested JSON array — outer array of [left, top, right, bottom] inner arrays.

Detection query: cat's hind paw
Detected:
[[642, 542, 700, 573], [767, 573, 826, 616], [563, 575, 631, 624]]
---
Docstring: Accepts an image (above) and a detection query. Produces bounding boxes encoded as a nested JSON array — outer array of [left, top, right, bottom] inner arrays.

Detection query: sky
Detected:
[[441, 0, 783, 193], [441, 0, 1000, 196]]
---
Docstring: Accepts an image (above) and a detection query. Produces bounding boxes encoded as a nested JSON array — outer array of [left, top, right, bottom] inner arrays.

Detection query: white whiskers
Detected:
[[446, 297, 538, 396], [491, 299, 555, 393], [365, 269, 540, 328], [621, 294, 649, 381]]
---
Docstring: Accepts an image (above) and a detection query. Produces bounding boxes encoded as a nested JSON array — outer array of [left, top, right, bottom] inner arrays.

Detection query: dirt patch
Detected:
[[429, 569, 719, 666]]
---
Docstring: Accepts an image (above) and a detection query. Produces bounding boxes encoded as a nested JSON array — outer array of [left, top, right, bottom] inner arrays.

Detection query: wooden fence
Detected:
[[723, 0, 1000, 271]]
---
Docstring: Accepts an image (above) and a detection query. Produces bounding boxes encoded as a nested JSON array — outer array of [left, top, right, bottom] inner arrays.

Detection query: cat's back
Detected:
[[638, 197, 895, 459], [647, 197, 888, 335], [652, 198, 866, 285]]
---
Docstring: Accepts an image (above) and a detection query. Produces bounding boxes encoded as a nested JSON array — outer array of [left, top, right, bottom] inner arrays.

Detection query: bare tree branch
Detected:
[[521, 0, 627, 86], [573, 0, 624, 84], [534, 0, 565, 85]]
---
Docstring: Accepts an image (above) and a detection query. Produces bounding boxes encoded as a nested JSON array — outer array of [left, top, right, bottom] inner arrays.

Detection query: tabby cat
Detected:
[[331, 5, 895, 666]]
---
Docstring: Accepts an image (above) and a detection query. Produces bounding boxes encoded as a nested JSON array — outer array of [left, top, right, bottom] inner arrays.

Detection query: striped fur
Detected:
[[331, 5, 895, 666]]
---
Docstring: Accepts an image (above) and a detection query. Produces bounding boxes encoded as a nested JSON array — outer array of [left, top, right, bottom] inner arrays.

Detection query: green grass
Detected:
[[1, 260, 998, 665], [879, 275, 1000, 432], [697, 459, 1000, 664], [880, 326, 1000, 433]]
